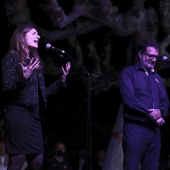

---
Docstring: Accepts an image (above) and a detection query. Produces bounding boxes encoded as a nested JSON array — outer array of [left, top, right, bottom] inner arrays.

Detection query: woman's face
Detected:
[[24, 28, 40, 49]]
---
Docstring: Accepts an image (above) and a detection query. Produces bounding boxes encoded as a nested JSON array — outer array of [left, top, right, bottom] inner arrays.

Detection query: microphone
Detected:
[[45, 43, 65, 54], [162, 56, 170, 62]]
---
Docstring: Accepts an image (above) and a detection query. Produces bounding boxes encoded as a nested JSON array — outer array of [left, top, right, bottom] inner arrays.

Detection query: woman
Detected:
[[1, 24, 71, 170]]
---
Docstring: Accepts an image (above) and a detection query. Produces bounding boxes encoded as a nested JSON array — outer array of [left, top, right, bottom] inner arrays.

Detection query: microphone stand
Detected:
[[61, 50, 104, 170]]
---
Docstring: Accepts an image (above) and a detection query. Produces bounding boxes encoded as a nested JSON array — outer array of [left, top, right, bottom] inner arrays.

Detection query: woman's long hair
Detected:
[[8, 24, 40, 64]]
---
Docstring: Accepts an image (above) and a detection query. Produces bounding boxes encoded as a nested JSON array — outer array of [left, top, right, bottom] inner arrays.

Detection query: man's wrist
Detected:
[[159, 109, 164, 116]]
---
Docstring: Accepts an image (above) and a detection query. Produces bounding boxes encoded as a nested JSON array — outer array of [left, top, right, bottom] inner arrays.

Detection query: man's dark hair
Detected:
[[136, 39, 160, 53]]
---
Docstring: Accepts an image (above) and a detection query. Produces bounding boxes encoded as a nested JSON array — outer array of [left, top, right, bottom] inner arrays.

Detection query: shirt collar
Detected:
[[134, 61, 155, 73]]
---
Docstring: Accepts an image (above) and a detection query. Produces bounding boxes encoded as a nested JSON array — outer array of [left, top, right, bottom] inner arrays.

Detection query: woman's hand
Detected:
[[19, 58, 40, 79], [61, 62, 71, 82]]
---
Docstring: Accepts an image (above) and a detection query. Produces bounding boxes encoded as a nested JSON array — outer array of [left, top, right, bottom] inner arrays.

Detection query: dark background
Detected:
[[1, 0, 170, 167]]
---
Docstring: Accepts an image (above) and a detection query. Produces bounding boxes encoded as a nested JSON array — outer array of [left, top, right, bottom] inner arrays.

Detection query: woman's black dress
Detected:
[[4, 104, 43, 154], [1, 52, 66, 154]]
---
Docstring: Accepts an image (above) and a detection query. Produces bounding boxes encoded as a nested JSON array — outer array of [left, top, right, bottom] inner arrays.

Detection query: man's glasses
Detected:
[[143, 52, 159, 61]]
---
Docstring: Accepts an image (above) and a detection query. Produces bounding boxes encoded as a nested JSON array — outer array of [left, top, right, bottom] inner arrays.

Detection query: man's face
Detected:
[[55, 143, 65, 156], [139, 46, 159, 71]]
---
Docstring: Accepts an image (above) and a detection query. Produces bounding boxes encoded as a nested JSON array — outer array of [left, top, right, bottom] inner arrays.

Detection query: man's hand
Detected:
[[148, 108, 165, 126], [148, 108, 161, 121], [155, 117, 165, 126]]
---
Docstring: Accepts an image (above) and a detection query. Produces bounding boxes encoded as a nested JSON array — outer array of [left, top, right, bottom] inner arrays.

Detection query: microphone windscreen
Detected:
[[162, 56, 168, 61], [45, 43, 51, 49]]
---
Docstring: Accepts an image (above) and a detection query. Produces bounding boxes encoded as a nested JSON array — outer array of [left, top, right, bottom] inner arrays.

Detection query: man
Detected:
[[118, 39, 169, 170], [45, 142, 72, 170]]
